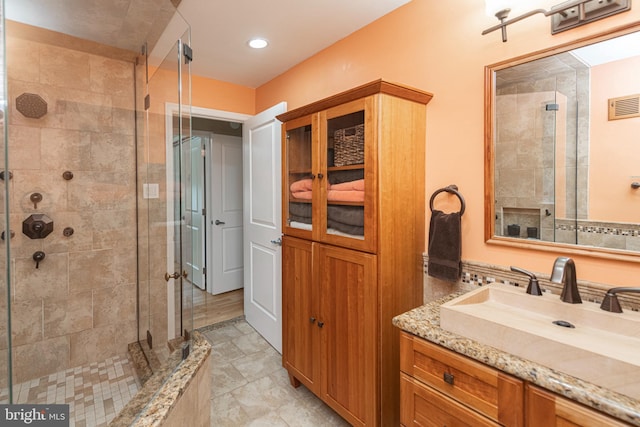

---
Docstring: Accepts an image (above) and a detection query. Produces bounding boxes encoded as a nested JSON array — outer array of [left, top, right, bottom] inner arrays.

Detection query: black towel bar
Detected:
[[429, 185, 465, 215]]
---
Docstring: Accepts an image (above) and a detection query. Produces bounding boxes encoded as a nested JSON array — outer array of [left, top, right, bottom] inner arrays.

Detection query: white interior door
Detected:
[[210, 133, 244, 294], [183, 136, 206, 290], [243, 102, 286, 353]]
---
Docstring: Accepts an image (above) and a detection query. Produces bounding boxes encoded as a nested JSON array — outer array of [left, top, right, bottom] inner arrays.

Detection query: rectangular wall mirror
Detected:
[[485, 23, 640, 260]]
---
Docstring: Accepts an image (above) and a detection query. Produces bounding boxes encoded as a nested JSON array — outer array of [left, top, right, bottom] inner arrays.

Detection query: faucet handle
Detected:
[[510, 266, 543, 296], [600, 287, 640, 313]]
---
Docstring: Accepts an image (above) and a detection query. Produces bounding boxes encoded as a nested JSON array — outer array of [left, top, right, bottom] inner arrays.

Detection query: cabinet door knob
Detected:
[[309, 317, 316, 323], [317, 173, 324, 179], [443, 372, 455, 385], [310, 174, 316, 180], [317, 321, 324, 328]]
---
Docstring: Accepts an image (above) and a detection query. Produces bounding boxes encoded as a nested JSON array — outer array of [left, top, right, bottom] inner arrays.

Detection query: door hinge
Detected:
[[202, 208, 206, 215], [183, 44, 193, 63], [146, 330, 153, 349], [144, 94, 150, 111], [203, 267, 206, 276]]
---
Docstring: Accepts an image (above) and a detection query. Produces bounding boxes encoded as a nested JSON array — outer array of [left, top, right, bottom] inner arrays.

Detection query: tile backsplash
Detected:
[[423, 255, 640, 312]]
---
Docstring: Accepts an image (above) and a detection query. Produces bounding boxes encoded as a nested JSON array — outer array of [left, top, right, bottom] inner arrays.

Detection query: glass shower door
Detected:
[[138, 33, 192, 365]]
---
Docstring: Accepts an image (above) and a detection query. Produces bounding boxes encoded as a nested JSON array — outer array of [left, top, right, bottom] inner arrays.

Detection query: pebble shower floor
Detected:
[[0, 354, 140, 426]]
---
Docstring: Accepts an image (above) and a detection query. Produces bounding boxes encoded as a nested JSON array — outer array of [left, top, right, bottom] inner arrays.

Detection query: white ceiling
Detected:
[[5, 0, 411, 88]]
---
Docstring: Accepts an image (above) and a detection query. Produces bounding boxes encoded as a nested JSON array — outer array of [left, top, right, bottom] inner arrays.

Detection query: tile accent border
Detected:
[[423, 254, 640, 312]]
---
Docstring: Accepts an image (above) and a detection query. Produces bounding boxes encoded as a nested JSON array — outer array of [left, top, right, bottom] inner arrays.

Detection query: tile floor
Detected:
[[0, 354, 140, 427], [1, 294, 346, 426], [200, 317, 350, 427]]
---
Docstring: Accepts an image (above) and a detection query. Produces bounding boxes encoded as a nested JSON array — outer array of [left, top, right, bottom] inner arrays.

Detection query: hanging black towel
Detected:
[[428, 209, 462, 282]]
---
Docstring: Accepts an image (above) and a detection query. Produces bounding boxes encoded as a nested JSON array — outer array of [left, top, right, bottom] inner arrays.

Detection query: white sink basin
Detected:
[[440, 283, 640, 399]]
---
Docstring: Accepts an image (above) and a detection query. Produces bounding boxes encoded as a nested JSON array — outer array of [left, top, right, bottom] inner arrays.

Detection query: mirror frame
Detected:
[[484, 22, 640, 263]]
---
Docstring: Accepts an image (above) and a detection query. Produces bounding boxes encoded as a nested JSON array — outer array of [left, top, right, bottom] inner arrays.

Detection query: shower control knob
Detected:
[[32, 251, 45, 269], [22, 214, 54, 239]]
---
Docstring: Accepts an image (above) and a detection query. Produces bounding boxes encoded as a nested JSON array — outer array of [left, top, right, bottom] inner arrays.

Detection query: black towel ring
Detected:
[[429, 185, 465, 216]]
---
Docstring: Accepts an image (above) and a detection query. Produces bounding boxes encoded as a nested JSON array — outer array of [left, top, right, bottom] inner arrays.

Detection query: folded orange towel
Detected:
[[291, 191, 313, 200], [290, 178, 313, 192], [327, 190, 365, 203], [330, 179, 364, 192]]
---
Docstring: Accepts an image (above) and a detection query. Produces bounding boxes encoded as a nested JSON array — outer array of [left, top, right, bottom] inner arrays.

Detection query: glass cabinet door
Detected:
[[283, 115, 316, 239], [320, 98, 376, 253]]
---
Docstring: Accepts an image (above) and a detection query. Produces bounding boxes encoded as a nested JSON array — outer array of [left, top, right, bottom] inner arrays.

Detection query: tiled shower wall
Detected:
[[494, 53, 590, 244], [1, 26, 138, 384]]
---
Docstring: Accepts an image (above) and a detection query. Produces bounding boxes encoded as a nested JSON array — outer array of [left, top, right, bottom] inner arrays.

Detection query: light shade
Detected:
[[248, 38, 268, 49], [485, 0, 512, 17]]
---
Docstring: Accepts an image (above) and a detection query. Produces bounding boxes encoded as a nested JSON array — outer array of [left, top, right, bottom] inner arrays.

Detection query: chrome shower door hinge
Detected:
[[183, 44, 193, 63]]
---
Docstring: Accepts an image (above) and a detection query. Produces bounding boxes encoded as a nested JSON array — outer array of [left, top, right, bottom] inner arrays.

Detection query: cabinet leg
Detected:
[[288, 373, 301, 388]]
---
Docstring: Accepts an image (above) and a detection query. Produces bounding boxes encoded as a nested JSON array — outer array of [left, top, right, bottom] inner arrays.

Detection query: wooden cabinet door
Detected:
[[282, 114, 317, 241], [317, 243, 378, 427], [282, 236, 320, 393], [317, 97, 377, 254], [525, 385, 631, 427]]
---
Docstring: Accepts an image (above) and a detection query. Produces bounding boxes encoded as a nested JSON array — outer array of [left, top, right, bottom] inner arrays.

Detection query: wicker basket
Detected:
[[333, 124, 364, 166]]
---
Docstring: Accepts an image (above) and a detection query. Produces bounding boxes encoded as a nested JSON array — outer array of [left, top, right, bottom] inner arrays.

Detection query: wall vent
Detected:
[[608, 94, 640, 120]]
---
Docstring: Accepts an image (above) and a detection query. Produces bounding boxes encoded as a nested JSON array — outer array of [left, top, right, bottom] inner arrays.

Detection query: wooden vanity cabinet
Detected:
[[399, 331, 524, 426], [280, 80, 433, 426], [399, 331, 633, 427], [525, 384, 631, 427]]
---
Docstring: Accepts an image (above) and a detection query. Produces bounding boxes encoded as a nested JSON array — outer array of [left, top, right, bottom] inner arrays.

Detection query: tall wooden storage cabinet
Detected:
[[279, 80, 433, 426]]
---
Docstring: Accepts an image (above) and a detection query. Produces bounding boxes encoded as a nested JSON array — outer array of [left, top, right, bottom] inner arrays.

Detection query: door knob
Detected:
[[214, 219, 225, 225], [270, 237, 282, 246], [165, 272, 180, 281]]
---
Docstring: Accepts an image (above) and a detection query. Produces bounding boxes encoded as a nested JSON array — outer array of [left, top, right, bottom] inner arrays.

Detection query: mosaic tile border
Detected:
[[423, 255, 640, 312], [556, 219, 640, 237]]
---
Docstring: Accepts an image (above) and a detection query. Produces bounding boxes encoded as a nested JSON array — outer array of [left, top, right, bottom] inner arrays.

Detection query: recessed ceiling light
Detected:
[[248, 38, 268, 49]]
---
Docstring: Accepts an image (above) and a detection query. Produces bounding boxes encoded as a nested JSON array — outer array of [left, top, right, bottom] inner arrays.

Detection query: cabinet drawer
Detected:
[[400, 373, 499, 427], [400, 331, 523, 426], [526, 384, 632, 427]]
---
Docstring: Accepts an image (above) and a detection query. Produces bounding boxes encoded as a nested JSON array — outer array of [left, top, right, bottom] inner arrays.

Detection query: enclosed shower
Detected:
[[493, 51, 590, 245], [0, 0, 196, 424]]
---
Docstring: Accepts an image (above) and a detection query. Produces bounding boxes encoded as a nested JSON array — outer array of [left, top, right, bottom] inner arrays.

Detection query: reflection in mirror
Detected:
[[487, 25, 640, 256]]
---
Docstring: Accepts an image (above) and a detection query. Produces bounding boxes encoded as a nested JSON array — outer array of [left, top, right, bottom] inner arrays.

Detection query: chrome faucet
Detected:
[[550, 257, 582, 304], [600, 287, 640, 313]]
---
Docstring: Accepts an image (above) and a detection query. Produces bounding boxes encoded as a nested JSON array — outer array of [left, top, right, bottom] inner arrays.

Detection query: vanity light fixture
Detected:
[[248, 38, 268, 49], [483, 0, 632, 42]]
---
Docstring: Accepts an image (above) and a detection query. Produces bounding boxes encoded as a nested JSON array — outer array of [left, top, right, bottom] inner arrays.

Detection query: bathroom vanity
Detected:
[[393, 294, 640, 427]]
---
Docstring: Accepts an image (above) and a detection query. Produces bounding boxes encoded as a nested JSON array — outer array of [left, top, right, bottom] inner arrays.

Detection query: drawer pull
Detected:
[[443, 372, 455, 385]]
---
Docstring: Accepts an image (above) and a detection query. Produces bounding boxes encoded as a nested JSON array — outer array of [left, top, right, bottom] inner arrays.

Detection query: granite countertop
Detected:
[[109, 331, 211, 427], [393, 293, 640, 426]]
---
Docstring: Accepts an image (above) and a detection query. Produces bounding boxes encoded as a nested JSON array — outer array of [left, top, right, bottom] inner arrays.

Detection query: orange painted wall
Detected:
[[253, 0, 640, 287], [191, 75, 255, 115], [589, 56, 640, 223]]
